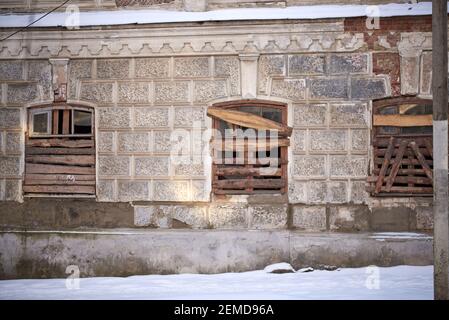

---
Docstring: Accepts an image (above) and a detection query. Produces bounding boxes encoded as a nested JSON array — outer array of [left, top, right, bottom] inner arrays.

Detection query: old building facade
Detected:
[[0, 0, 444, 234]]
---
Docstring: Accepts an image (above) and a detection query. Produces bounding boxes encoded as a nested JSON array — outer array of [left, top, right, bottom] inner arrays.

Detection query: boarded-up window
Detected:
[[208, 100, 291, 195], [24, 104, 95, 197], [368, 97, 448, 196]]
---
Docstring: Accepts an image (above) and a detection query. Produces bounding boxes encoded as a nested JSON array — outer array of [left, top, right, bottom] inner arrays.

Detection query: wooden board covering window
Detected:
[[208, 100, 291, 195], [24, 104, 95, 197], [369, 97, 449, 196]]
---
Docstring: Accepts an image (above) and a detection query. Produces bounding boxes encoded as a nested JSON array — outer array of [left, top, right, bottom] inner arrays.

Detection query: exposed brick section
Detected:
[[373, 52, 400, 96], [344, 16, 435, 50]]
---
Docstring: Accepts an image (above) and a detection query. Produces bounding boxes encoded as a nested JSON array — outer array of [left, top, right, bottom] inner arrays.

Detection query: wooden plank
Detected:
[[26, 155, 95, 166], [26, 147, 95, 155], [423, 138, 433, 157], [213, 179, 285, 189], [27, 139, 94, 148], [24, 179, 95, 186], [368, 175, 433, 185], [207, 107, 293, 136], [52, 109, 59, 135], [212, 138, 290, 151], [26, 163, 95, 175], [385, 139, 409, 192], [374, 136, 432, 147], [375, 147, 432, 157], [213, 158, 287, 165], [373, 114, 433, 127], [374, 158, 433, 166], [375, 137, 395, 194], [410, 141, 434, 180], [216, 167, 282, 177], [367, 185, 433, 194], [25, 174, 95, 181], [23, 185, 95, 194], [62, 109, 70, 134], [372, 168, 428, 175]]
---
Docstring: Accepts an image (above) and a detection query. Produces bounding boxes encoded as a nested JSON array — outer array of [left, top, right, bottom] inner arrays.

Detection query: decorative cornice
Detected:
[[0, 23, 366, 59]]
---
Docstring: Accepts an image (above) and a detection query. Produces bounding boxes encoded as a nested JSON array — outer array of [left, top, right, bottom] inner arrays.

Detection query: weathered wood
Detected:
[[366, 185, 433, 194], [26, 163, 95, 175], [26, 155, 95, 166], [385, 139, 409, 192], [372, 168, 428, 176], [26, 147, 95, 155], [368, 175, 433, 185], [373, 114, 433, 127], [25, 174, 95, 181], [213, 178, 285, 189], [23, 185, 95, 194], [207, 107, 293, 136], [374, 158, 433, 166], [375, 147, 432, 158], [216, 167, 282, 176], [423, 139, 434, 158], [212, 138, 290, 151], [410, 141, 434, 180], [213, 158, 287, 165], [375, 137, 395, 194], [374, 136, 432, 147], [26, 138, 94, 148], [24, 179, 95, 186], [52, 109, 59, 135], [62, 109, 70, 134]]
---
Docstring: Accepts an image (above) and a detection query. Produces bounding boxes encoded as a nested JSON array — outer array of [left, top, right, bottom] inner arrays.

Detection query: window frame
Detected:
[[210, 99, 289, 195]]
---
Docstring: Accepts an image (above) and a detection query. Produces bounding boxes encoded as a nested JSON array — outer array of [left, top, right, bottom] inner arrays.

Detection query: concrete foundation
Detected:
[[0, 229, 432, 279]]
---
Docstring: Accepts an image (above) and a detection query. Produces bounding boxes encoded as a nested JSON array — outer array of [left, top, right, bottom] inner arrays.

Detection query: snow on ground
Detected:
[[0, 2, 444, 28], [0, 265, 432, 300]]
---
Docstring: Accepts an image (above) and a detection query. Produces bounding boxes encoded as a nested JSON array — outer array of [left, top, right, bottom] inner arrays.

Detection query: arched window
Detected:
[[368, 97, 444, 196], [208, 100, 291, 195], [24, 104, 95, 197]]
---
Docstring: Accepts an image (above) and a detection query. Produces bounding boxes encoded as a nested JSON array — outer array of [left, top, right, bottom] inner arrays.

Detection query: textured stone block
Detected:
[[307, 181, 327, 204], [0, 61, 23, 81], [118, 181, 149, 201], [416, 206, 433, 230], [401, 56, 419, 95], [309, 78, 348, 99], [292, 205, 326, 231], [193, 80, 227, 103], [351, 77, 388, 100], [80, 82, 114, 103], [174, 107, 205, 127], [309, 130, 347, 151], [330, 156, 367, 177], [28, 60, 52, 97], [250, 205, 288, 229], [68, 60, 93, 99], [420, 52, 432, 95], [191, 180, 209, 202], [258, 55, 285, 92], [98, 132, 114, 153], [288, 180, 307, 203], [293, 104, 327, 126], [351, 129, 369, 152], [292, 156, 326, 177], [330, 104, 367, 127], [292, 130, 306, 152], [7, 83, 38, 104], [271, 79, 306, 101], [5, 179, 21, 201], [329, 53, 368, 74], [350, 180, 369, 204], [97, 59, 130, 79], [153, 180, 190, 201], [329, 205, 369, 231], [98, 107, 130, 128], [0, 156, 20, 176], [153, 131, 172, 153], [154, 81, 189, 103], [288, 54, 325, 75], [174, 163, 204, 176], [209, 203, 248, 228], [0, 108, 21, 129], [327, 181, 348, 203], [171, 206, 208, 228], [118, 82, 149, 103], [174, 57, 210, 77], [373, 52, 401, 96], [118, 132, 149, 153], [134, 107, 169, 128], [97, 180, 115, 202], [134, 206, 153, 227], [135, 58, 170, 78], [98, 156, 130, 176], [214, 56, 240, 95], [135, 157, 169, 176], [5, 132, 21, 153]]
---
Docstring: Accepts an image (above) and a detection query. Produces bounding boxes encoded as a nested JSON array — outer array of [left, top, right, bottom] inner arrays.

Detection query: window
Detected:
[[208, 100, 291, 195], [24, 104, 95, 197], [368, 97, 440, 196]]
